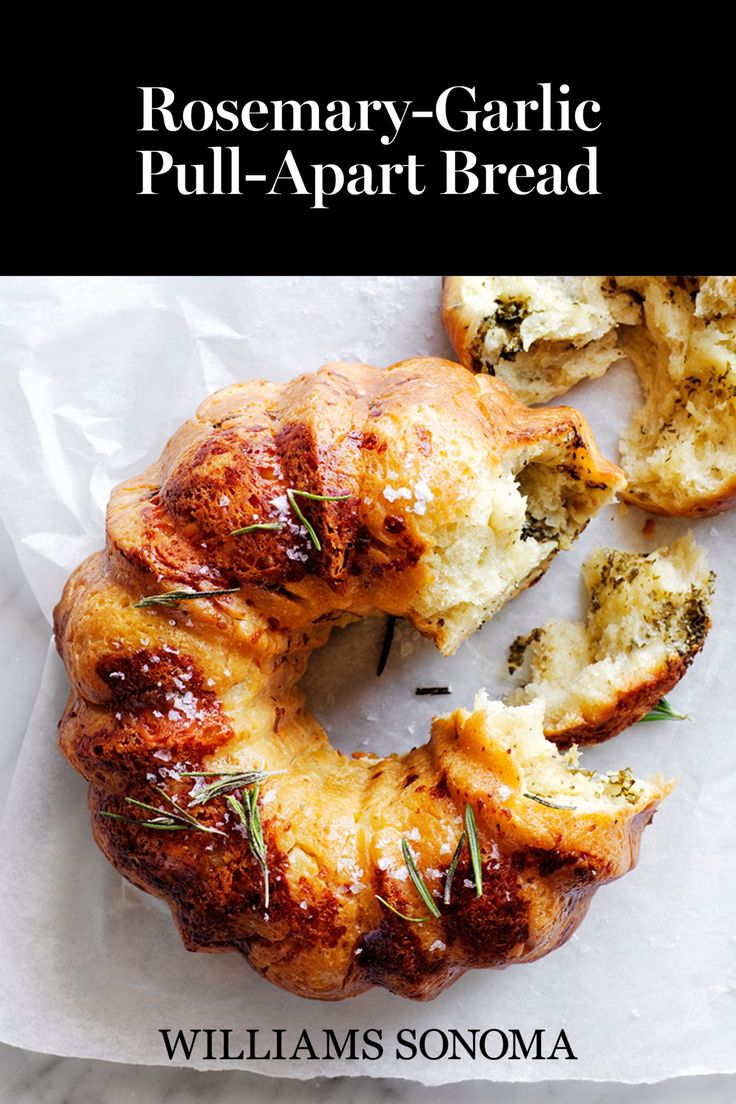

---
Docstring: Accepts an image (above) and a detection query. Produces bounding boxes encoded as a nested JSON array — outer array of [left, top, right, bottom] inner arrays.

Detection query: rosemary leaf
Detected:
[[465, 805, 483, 897], [376, 614, 396, 677], [286, 488, 350, 553], [152, 787, 227, 834], [183, 769, 285, 807], [230, 522, 285, 536], [415, 687, 451, 696], [523, 792, 577, 811], [182, 770, 253, 777], [99, 811, 189, 831], [638, 697, 688, 722], [135, 588, 240, 608], [443, 832, 466, 906], [125, 794, 227, 836], [375, 894, 432, 923], [227, 789, 270, 910], [401, 838, 441, 918], [124, 796, 170, 814], [288, 489, 352, 502]]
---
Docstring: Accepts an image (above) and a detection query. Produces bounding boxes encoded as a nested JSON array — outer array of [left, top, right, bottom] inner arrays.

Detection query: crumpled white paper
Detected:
[[0, 275, 734, 1085]]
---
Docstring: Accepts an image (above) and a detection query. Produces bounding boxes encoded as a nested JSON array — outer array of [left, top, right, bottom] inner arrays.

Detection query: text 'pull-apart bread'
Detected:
[[506, 535, 714, 747], [54, 357, 671, 1001], [443, 275, 736, 517]]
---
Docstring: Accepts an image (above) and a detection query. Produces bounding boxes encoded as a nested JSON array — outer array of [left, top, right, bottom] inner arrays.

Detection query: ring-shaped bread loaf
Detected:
[[54, 358, 668, 1000]]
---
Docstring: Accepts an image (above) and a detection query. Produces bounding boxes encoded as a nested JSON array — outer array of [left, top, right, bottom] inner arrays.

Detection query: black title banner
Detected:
[[4, 36, 731, 273]]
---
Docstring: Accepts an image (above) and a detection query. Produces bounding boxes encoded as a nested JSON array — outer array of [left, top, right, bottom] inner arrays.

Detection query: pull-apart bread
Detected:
[[54, 358, 670, 1001], [443, 275, 736, 516], [506, 535, 713, 748]]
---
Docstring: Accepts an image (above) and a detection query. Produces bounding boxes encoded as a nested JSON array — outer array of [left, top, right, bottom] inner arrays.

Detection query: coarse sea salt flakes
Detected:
[[414, 479, 434, 502], [383, 484, 411, 503]]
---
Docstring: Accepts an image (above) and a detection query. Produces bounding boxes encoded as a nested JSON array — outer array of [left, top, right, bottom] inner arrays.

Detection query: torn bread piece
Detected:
[[614, 276, 736, 516], [432, 694, 672, 962], [504, 535, 714, 747], [443, 274, 736, 516], [442, 275, 640, 404]]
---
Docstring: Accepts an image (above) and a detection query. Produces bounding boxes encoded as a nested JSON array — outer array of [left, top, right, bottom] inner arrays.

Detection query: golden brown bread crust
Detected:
[[54, 358, 662, 1002], [541, 655, 691, 749], [621, 483, 736, 518]]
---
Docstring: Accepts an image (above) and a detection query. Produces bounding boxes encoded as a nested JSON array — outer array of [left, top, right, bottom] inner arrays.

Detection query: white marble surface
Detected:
[[1, 1041, 735, 1104], [1, 495, 735, 1101]]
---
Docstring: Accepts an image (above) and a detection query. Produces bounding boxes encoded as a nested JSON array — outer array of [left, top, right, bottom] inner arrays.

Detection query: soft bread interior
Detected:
[[471, 693, 666, 815], [614, 276, 736, 513], [452, 276, 640, 403], [412, 437, 617, 654], [504, 535, 714, 740]]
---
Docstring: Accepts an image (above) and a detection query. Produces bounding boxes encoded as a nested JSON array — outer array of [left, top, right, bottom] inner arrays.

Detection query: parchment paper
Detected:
[[0, 276, 734, 1084]]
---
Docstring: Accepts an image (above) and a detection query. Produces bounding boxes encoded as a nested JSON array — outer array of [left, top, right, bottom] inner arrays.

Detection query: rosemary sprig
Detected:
[[401, 838, 441, 918], [101, 790, 226, 835], [286, 488, 350, 552], [375, 895, 432, 923], [638, 697, 688, 722], [376, 614, 396, 677], [230, 522, 285, 536], [465, 805, 483, 897], [443, 832, 466, 906], [523, 792, 577, 811], [227, 787, 270, 909], [183, 769, 286, 807], [134, 587, 240, 608]]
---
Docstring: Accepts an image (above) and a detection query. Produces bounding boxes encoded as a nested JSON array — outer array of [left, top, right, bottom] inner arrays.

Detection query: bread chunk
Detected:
[[442, 275, 639, 404], [616, 276, 736, 515], [443, 274, 736, 515], [505, 535, 714, 747]]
